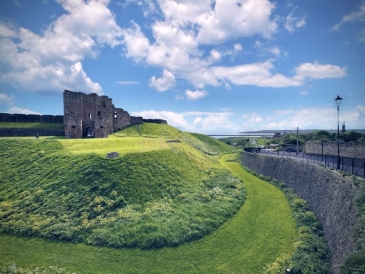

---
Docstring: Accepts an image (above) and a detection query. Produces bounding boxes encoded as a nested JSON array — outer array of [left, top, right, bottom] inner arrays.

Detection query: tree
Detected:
[[312, 130, 333, 141]]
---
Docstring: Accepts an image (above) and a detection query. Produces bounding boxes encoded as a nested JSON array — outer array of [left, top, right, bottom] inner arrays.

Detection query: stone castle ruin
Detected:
[[63, 90, 167, 138], [0, 90, 167, 138]]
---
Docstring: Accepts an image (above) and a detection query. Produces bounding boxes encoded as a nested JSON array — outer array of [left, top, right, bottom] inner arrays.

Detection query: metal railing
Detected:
[[258, 149, 365, 178]]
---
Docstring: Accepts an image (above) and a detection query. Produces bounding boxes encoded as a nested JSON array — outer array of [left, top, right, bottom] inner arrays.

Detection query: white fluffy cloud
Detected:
[[131, 109, 238, 134], [0, 37, 102, 94], [185, 89, 208, 100], [131, 105, 365, 134], [149, 69, 176, 92], [121, 1, 345, 91], [131, 110, 189, 128], [294, 62, 346, 80], [121, 0, 287, 90], [241, 106, 364, 131], [212, 62, 302, 88], [0, 0, 122, 94]]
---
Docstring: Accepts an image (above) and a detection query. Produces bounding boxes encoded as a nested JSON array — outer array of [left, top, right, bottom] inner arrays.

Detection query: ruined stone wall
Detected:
[[131, 116, 144, 125], [305, 141, 365, 159], [0, 128, 64, 137], [143, 119, 167, 124], [64, 90, 144, 138], [63, 90, 83, 138], [64, 90, 116, 138], [241, 152, 360, 273], [0, 113, 63, 123], [113, 108, 131, 132], [85, 94, 114, 138]]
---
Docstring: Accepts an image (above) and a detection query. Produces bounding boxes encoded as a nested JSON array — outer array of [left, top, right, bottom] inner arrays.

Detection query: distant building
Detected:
[[63, 90, 166, 138], [274, 132, 282, 138], [342, 122, 346, 133]]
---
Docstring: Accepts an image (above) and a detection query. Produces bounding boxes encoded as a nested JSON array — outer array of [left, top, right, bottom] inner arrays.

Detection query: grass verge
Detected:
[[0, 154, 296, 273]]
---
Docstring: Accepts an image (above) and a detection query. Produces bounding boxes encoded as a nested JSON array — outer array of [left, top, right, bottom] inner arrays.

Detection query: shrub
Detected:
[[341, 252, 365, 274]]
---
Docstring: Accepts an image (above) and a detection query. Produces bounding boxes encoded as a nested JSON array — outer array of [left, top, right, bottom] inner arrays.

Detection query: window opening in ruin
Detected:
[[89, 114, 92, 120], [100, 126, 103, 128], [71, 125, 75, 129], [98, 111, 101, 116], [114, 112, 117, 120]]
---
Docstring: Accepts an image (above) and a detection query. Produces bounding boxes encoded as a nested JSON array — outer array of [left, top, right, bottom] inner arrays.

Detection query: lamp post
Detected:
[[335, 95, 342, 169]]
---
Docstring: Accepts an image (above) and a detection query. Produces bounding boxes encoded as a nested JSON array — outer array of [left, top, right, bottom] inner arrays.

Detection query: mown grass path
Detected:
[[0, 154, 295, 273]]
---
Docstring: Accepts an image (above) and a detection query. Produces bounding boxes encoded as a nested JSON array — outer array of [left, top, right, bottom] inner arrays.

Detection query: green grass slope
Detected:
[[0, 122, 63, 129], [0, 154, 296, 274], [0, 124, 242, 249]]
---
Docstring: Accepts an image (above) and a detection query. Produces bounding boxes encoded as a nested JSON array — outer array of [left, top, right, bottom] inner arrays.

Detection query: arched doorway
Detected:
[[82, 121, 95, 138]]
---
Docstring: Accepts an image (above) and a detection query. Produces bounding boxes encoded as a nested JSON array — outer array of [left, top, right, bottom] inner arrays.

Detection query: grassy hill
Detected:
[[0, 124, 243, 249], [1, 123, 313, 273], [0, 154, 298, 274]]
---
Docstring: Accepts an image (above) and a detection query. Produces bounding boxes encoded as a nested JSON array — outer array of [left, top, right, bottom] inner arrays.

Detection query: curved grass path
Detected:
[[0, 155, 295, 273]]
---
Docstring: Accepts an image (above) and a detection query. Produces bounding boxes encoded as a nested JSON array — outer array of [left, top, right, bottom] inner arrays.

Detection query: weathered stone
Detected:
[[0, 128, 64, 137], [241, 152, 360, 274], [0, 113, 64, 123], [106, 152, 119, 159], [305, 141, 365, 160], [63, 90, 167, 139]]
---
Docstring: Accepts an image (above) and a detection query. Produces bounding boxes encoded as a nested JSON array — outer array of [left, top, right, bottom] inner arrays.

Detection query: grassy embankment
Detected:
[[0, 124, 296, 273]]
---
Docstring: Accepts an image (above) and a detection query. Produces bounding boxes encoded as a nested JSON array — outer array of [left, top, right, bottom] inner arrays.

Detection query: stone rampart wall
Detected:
[[241, 152, 360, 273], [305, 141, 365, 159], [0, 128, 64, 137], [143, 119, 167, 124], [0, 113, 64, 123]]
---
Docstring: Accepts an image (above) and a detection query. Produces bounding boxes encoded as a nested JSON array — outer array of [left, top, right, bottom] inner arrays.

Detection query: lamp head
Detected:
[[335, 95, 342, 106]]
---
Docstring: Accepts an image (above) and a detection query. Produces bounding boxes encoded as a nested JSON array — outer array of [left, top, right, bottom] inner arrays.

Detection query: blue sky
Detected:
[[0, 0, 364, 134]]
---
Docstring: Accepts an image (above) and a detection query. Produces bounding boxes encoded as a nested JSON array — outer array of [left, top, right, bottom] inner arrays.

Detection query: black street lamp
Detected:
[[335, 95, 342, 169]]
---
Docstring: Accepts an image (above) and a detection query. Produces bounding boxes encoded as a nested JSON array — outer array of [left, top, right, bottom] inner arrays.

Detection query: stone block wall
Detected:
[[63, 90, 168, 138], [241, 152, 360, 273], [64, 90, 117, 138], [143, 119, 167, 124], [0, 113, 64, 123], [0, 128, 64, 137], [113, 108, 132, 132], [305, 141, 365, 159]]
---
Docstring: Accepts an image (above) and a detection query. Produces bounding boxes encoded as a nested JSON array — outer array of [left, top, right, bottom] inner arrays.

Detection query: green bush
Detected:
[[341, 252, 365, 274]]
